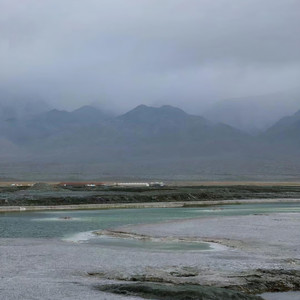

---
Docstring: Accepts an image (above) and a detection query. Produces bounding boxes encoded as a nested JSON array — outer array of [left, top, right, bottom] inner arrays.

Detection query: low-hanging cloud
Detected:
[[0, 0, 299, 113]]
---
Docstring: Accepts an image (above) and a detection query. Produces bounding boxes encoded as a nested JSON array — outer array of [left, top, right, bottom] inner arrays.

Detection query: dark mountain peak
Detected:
[[119, 104, 188, 122], [126, 104, 186, 113], [133, 104, 148, 110], [32, 109, 72, 124], [49, 108, 64, 113], [264, 106, 300, 143], [116, 104, 224, 138], [44, 109, 69, 117], [158, 105, 187, 114], [270, 107, 300, 129], [26, 105, 111, 135], [293, 109, 300, 117], [121, 104, 153, 116]]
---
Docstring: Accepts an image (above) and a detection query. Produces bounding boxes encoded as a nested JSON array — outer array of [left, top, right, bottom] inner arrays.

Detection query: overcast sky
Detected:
[[0, 0, 299, 113]]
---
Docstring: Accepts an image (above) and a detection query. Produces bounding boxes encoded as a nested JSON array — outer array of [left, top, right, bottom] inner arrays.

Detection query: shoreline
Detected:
[[1, 201, 300, 299], [1, 198, 300, 212], [1, 180, 300, 187]]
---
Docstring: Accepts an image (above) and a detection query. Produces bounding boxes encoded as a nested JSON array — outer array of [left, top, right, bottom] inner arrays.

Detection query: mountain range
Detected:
[[0, 98, 300, 180]]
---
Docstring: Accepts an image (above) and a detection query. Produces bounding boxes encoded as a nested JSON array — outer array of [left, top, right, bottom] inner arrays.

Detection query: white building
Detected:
[[150, 182, 165, 187], [115, 182, 150, 187]]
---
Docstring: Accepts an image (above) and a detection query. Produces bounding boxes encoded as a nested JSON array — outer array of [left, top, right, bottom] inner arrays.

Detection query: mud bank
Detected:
[[97, 283, 263, 300]]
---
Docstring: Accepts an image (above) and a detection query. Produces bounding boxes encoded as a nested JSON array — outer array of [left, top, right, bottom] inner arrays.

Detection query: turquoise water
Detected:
[[0, 202, 299, 239]]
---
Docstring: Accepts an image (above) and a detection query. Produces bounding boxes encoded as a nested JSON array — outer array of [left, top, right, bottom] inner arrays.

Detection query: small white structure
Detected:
[[116, 182, 150, 187], [11, 183, 33, 187], [150, 182, 165, 187]]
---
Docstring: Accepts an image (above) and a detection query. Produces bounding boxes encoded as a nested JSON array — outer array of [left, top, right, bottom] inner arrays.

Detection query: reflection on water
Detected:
[[0, 202, 299, 239]]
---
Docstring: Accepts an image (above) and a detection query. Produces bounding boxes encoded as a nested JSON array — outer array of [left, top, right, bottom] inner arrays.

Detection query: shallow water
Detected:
[[0, 202, 299, 240]]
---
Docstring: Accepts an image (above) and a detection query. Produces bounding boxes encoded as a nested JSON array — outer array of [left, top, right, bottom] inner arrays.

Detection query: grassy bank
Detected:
[[1, 184, 300, 211]]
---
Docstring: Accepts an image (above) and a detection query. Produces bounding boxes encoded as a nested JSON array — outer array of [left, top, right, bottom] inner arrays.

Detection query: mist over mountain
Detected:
[[0, 87, 299, 181], [1, 1, 299, 114], [263, 109, 300, 149], [204, 89, 300, 134], [0, 90, 51, 121], [0, 1, 299, 182]]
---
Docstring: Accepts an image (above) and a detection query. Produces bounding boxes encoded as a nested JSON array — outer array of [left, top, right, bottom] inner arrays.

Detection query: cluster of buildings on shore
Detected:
[[59, 181, 165, 188], [9, 181, 165, 188], [115, 182, 164, 187], [10, 183, 33, 187]]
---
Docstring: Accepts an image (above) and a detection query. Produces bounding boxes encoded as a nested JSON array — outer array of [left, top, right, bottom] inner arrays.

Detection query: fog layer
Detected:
[[0, 0, 299, 113]]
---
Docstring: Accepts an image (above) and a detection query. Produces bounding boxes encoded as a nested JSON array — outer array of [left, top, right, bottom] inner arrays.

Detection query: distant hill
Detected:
[[204, 89, 300, 134], [116, 105, 249, 156], [0, 105, 112, 144], [1, 102, 300, 180], [0, 104, 250, 160], [263, 109, 300, 147], [117, 104, 210, 139]]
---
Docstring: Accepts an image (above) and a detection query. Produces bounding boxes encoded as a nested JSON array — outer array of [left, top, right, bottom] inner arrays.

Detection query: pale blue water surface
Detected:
[[0, 202, 299, 239]]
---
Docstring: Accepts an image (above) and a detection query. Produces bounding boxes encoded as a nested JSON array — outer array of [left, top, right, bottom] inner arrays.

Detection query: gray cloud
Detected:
[[0, 0, 299, 113]]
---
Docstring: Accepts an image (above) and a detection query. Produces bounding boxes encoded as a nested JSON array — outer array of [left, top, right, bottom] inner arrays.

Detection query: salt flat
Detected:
[[0, 212, 299, 299]]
